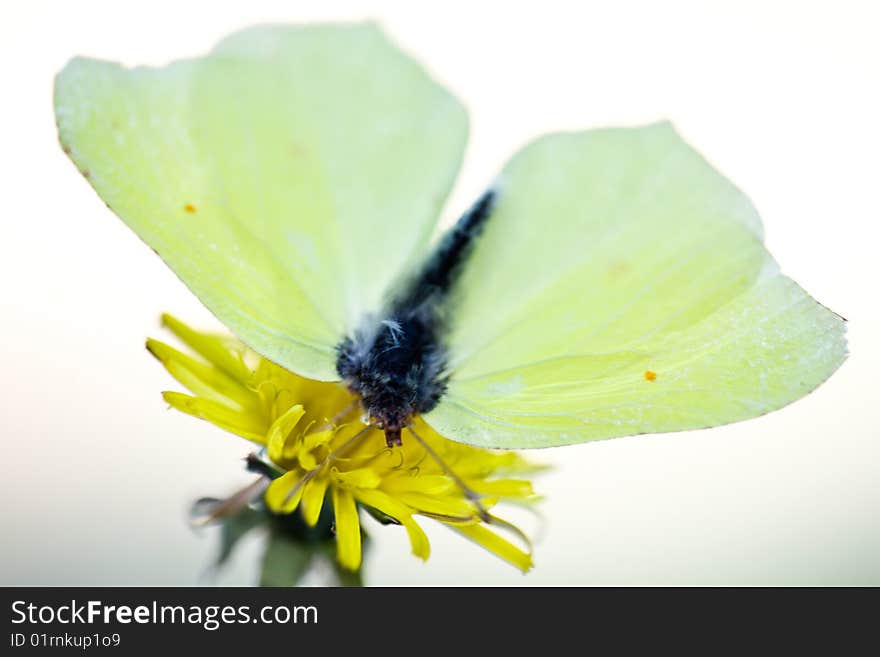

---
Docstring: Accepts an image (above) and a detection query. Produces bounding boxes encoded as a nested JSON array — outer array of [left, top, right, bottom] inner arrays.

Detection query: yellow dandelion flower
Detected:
[[148, 314, 543, 573]]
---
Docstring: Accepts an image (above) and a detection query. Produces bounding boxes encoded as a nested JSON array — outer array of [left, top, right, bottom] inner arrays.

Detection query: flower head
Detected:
[[148, 314, 542, 572]]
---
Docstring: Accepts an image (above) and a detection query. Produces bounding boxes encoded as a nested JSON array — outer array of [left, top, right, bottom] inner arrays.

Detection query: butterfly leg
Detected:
[[276, 424, 377, 507], [407, 423, 491, 523]]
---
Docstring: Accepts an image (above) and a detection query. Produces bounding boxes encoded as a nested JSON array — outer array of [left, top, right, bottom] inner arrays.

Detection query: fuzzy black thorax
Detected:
[[336, 308, 448, 446], [335, 190, 495, 446]]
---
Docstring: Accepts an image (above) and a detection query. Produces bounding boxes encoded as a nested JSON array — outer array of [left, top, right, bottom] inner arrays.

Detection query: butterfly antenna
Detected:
[[407, 424, 491, 523], [281, 424, 376, 505]]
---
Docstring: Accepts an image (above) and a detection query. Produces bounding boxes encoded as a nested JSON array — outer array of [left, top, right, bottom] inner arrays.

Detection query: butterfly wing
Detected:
[[54, 23, 467, 380], [427, 123, 847, 447]]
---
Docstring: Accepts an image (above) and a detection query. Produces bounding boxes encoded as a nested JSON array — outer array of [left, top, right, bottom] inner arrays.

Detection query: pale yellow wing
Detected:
[[55, 23, 468, 380], [427, 124, 846, 447]]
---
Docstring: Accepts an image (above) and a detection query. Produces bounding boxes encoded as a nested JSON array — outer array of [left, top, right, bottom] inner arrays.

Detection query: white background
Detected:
[[1, 0, 878, 585]]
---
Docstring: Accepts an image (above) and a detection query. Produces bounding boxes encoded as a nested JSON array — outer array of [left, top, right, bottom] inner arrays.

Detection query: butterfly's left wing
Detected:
[[55, 23, 467, 380], [426, 124, 847, 448]]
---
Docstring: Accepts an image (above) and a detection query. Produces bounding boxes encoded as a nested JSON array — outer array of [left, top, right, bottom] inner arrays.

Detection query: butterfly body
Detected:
[[336, 191, 496, 446], [54, 23, 847, 450]]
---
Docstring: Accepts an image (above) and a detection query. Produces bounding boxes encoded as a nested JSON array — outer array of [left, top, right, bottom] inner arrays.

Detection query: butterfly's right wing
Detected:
[[55, 23, 468, 380], [426, 123, 846, 448]]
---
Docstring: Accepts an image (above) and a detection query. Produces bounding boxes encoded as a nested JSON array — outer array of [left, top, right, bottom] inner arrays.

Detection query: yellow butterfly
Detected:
[[55, 23, 846, 451]]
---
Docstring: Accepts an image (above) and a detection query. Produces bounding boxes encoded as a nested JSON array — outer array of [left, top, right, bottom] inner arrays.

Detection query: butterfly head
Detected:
[[376, 420, 404, 448], [336, 311, 449, 449]]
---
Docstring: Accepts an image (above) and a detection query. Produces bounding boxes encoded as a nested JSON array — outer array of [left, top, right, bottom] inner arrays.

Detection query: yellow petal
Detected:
[[394, 492, 475, 519], [353, 489, 430, 560], [332, 487, 361, 571], [266, 405, 306, 465], [161, 314, 252, 384], [303, 428, 335, 451], [147, 339, 256, 410], [162, 391, 266, 444], [332, 467, 382, 489], [381, 472, 455, 496], [401, 516, 430, 561], [466, 478, 535, 499], [353, 488, 413, 521], [297, 429, 335, 470], [450, 524, 533, 573], [300, 476, 329, 527], [265, 470, 306, 514], [433, 449, 541, 479]]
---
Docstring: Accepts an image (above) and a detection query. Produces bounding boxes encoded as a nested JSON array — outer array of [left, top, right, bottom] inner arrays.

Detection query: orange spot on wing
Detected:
[[183, 203, 197, 213], [607, 261, 630, 278], [644, 370, 657, 381]]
